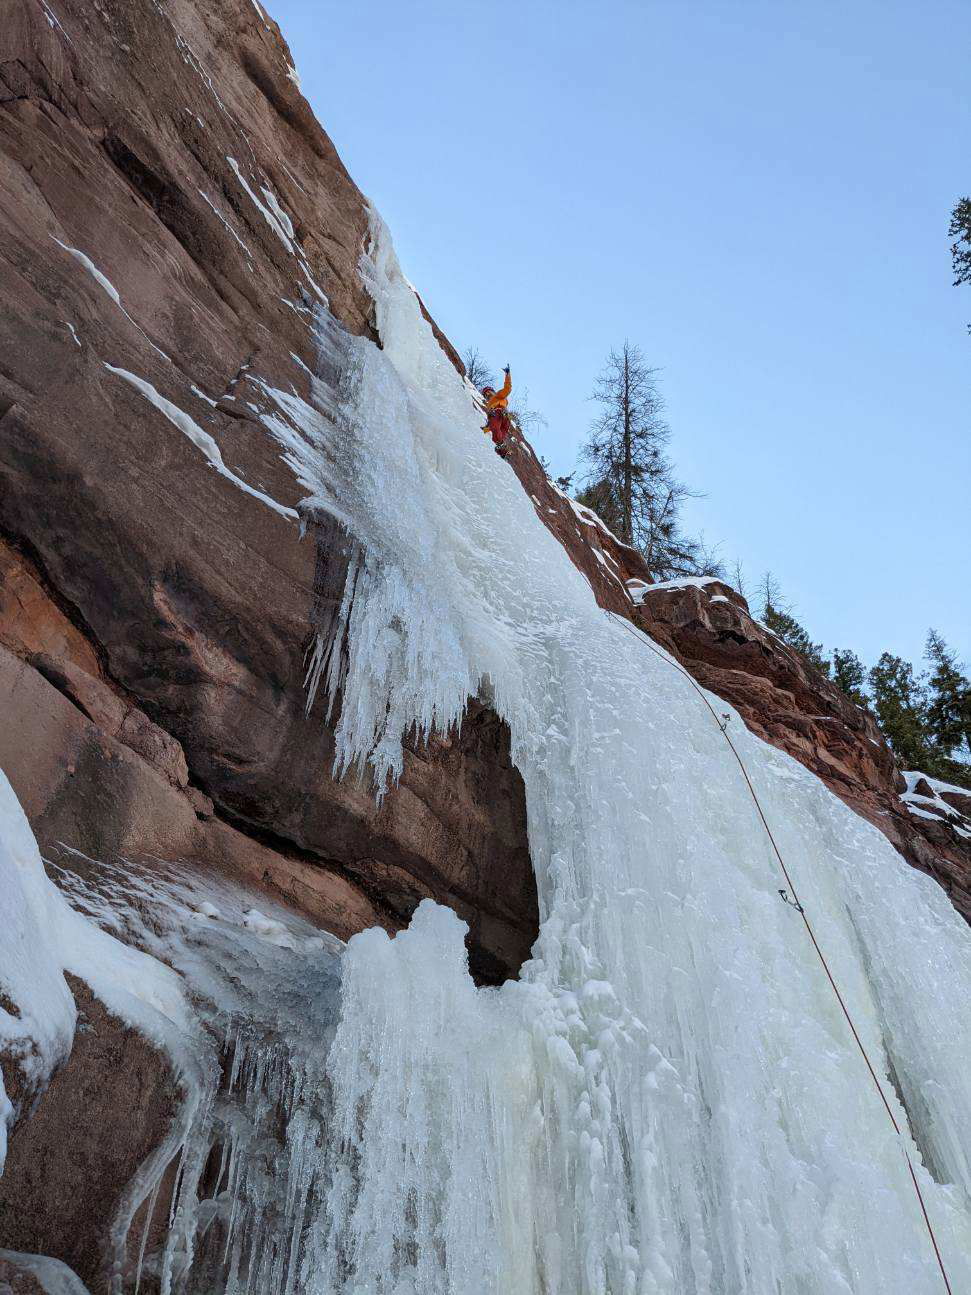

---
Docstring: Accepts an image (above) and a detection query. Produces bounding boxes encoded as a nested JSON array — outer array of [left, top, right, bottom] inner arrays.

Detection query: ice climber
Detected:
[[481, 365, 513, 458]]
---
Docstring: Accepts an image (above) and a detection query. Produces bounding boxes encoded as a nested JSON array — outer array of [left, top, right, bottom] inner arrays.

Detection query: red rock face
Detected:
[[0, 979, 179, 1292]]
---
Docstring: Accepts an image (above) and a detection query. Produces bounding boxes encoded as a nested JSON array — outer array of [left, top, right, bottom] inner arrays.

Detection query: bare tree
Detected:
[[731, 558, 748, 600], [756, 571, 788, 620], [686, 534, 725, 579], [462, 346, 495, 391], [508, 385, 548, 438]]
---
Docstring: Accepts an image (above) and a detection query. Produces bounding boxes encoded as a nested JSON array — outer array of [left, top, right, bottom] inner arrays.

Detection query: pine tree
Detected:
[[950, 199, 971, 285], [831, 648, 868, 707], [925, 629, 971, 760], [757, 573, 829, 675], [579, 343, 706, 577], [540, 456, 575, 493], [949, 197, 971, 334], [868, 653, 934, 771], [575, 477, 624, 536], [582, 343, 666, 547]]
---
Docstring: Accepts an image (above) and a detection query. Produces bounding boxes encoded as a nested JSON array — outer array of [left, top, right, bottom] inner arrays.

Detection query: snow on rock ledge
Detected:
[[0, 772, 76, 1168], [0, 1249, 91, 1294], [0, 770, 198, 1160]]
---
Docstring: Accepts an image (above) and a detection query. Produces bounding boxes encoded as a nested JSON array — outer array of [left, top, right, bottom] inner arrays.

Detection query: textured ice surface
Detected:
[[0, 1249, 91, 1293], [287, 212, 971, 1293], [0, 776, 198, 1176], [0, 774, 76, 1173], [0, 772, 342, 1294], [45, 850, 342, 1295]]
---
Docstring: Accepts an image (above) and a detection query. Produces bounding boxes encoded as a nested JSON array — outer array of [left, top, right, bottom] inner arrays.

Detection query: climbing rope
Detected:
[[606, 609, 954, 1294]]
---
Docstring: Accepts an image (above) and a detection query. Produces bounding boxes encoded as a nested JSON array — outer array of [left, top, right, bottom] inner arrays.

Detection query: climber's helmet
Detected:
[[482, 386, 495, 398]]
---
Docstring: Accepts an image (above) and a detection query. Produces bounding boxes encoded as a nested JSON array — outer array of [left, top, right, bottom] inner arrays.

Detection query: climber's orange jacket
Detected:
[[483, 369, 511, 411]]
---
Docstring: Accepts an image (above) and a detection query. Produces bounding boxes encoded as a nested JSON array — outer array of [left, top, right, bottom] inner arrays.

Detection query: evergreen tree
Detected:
[[579, 344, 707, 577], [581, 343, 668, 548], [949, 197, 971, 334], [575, 477, 624, 536], [757, 573, 829, 675], [539, 456, 575, 493], [868, 653, 934, 771], [925, 629, 971, 760], [831, 648, 868, 707]]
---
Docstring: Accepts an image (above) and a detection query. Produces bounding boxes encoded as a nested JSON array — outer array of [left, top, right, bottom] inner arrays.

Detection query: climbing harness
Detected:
[[606, 608, 954, 1294]]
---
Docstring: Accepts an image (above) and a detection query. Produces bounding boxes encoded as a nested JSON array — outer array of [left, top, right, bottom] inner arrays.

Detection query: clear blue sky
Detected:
[[270, 0, 969, 669]]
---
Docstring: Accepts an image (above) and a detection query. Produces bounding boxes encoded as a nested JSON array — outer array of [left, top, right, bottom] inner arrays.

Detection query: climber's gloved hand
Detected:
[[503, 365, 510, 375]]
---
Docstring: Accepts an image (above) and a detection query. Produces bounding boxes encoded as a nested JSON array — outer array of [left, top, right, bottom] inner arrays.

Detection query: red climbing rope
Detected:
[[607, 609, 954, 1294]]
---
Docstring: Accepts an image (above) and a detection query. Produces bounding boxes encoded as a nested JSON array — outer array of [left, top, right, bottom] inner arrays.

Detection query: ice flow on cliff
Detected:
[[283, 215, 971, 1295]]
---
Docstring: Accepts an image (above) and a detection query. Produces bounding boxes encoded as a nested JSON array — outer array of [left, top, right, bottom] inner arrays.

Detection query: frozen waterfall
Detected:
[[286, 212, 971, 1294]]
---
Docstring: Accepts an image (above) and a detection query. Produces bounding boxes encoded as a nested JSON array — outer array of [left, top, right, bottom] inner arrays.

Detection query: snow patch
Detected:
[[39, 2, 71, 41], [242, 909, 298, 949], [900, 770, 971, 837], [175, 34, 229, 117], [190, 383, 218, 407], [227, 158, 295, 252], [0, 1251, 90, 1294], [640, 574, 725, 593], [104, 366, 296, 520], [260, 186, 294, 240], [52, 237, 170, 362], [0, 772, 199, 1176], [197, 189, 252, 258], [52, 238, 120, 304]]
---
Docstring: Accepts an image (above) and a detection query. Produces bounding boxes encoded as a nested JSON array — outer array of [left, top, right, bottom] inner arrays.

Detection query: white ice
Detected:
[[52, 238, 121, 304], [0, 773, 199, 1178], [0, 1250, 90, 1294], [285, 210, 971, 1294], [899, 771, 971, 838], [224, 159, 327, 305], [636, 574, 726, 595]]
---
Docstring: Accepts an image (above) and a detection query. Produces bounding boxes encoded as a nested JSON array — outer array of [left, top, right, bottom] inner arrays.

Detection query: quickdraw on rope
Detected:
[[606, 609, 954, 1294]]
